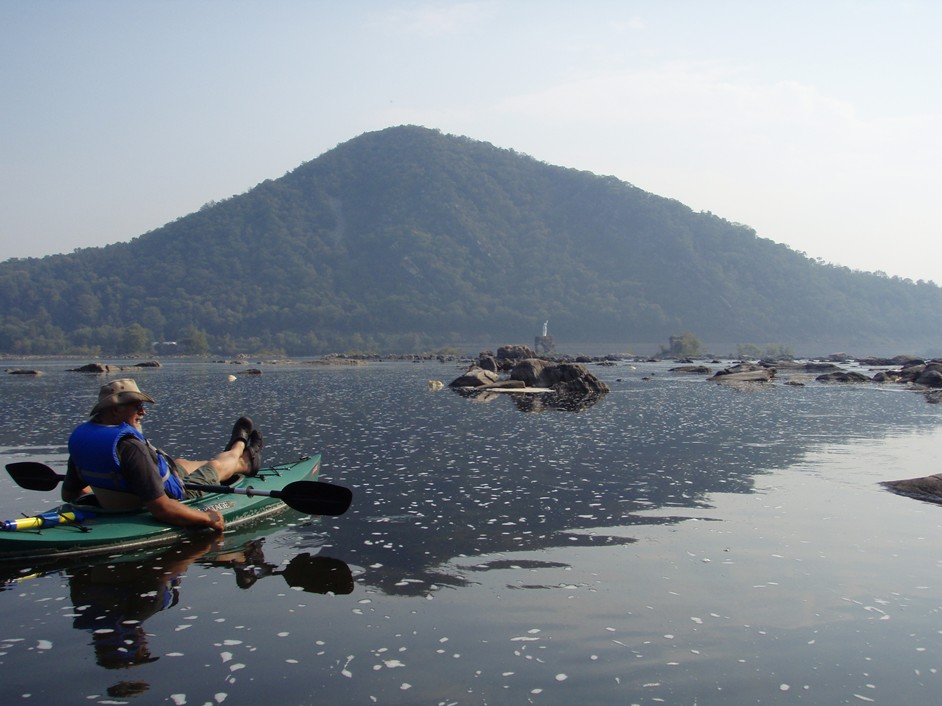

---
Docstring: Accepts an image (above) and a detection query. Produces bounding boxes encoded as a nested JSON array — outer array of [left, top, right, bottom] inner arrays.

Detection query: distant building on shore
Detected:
[[534, 320, 555, 354]]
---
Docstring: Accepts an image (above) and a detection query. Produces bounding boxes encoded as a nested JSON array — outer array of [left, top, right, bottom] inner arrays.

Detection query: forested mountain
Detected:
[[2, 125, 940, 357]]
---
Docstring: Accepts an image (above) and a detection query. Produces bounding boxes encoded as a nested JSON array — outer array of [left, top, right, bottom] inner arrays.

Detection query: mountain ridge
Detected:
[[1, 125, 939, 357]]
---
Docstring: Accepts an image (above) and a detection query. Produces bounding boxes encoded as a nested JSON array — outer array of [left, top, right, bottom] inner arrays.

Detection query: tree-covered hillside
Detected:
[[1, 125, 940, 356]]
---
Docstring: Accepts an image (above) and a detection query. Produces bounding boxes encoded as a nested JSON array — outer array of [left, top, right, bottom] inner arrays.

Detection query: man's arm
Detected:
[[145, 495, 224, 531], [62, 458, 92, 502], [119, 439, 224, 530]]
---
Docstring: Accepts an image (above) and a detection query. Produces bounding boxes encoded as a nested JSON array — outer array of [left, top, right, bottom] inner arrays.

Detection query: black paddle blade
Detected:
[[277, 480, 353, 516], [6, 461, 65, 492]]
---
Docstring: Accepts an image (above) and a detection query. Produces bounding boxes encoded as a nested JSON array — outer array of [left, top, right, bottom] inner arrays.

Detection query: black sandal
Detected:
[[226, 416, 254, 451], [245, 429, 264, 476]]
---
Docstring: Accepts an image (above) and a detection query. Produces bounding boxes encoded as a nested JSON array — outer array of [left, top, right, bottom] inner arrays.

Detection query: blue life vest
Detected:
[[68, 421, 185, 500]]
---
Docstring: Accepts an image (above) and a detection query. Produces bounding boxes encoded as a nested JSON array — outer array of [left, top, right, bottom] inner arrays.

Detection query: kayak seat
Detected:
[[87, 486, 146, 511], [66, 492, 147, 515]]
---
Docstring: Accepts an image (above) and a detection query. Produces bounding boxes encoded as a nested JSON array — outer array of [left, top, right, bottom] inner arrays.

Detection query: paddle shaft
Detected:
[[6, 461, 352, 516], [5, 465, 293, 497]]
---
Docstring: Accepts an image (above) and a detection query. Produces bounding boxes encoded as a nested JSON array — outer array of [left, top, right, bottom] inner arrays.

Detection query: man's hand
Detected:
[[146, 495, 225, 531], [203, 509, 225, 532]]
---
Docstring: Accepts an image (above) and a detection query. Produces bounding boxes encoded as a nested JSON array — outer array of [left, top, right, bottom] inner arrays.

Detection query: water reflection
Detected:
[[0, 531, 352, 694], [68, 538, 213, 670], [4, 361, 940, 606], [207, 539, 354, 594], [450, 387, 606, 412], [511, 391, 606, 412], [3, 360, 942, 704]]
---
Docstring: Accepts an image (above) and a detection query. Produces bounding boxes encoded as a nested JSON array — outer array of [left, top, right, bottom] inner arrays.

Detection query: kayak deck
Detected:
[[0, 454, 320, 562]]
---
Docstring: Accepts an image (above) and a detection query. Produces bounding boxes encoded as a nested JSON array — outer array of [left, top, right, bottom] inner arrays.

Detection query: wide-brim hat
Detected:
[[90, 378, 156, 417]]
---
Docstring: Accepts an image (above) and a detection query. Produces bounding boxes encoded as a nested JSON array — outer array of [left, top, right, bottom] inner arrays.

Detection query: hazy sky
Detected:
[[3, 1, 940, 282]]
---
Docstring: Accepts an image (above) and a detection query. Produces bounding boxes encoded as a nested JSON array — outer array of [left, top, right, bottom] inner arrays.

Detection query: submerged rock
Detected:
[[882, 474, 942, 503]]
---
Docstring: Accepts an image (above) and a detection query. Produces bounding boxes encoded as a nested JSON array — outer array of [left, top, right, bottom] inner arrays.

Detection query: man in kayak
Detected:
[[62, 378, 264, 531]]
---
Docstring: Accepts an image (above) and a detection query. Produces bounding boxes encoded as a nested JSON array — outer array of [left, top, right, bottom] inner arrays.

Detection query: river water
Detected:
[[1, 357, 942, 705]]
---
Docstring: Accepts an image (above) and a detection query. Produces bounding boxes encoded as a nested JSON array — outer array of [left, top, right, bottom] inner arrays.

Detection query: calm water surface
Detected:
[[1, 358, 942, 705]]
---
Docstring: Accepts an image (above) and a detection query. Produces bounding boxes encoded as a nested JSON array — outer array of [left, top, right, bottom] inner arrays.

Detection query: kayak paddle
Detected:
[[5, 461, 352, 516]]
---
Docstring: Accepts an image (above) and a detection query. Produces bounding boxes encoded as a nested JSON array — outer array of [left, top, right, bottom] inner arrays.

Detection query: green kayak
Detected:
[[0, 454, 341, 562]]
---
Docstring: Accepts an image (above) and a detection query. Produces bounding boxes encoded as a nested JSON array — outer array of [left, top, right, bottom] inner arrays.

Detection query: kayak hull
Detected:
[[0, 454, 320, 562]]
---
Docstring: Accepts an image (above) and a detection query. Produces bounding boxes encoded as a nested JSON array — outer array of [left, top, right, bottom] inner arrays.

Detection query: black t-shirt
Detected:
[[65, 436, 168, 503]]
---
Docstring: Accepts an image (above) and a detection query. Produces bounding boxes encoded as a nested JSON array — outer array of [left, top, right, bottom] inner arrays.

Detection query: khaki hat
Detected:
[[90, 378, 156, 417]]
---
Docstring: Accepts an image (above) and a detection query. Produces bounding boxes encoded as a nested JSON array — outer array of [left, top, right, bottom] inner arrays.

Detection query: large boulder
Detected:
[[882, 474, 942, 502], [873, 370, 904, 382], [449, 367, 500, 388], [915, 369, 942, 387], [510, 359, 609, 394], [69, 363, 112, 373], [815, 371, 871, 383], [671, 365, 711, 374], [712, 369, 775, 383], [509, 358, 550, 386], [477, 347, 530, 372], [477, 354, 499, 373], [497, 344, 536, 361], [710, 362, 775, 383], [898, 362, 938, 382]]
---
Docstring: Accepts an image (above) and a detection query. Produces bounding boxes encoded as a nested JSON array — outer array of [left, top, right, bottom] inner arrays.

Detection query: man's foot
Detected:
[[244, 429, 264, 476], [226, 416, 254, 452]]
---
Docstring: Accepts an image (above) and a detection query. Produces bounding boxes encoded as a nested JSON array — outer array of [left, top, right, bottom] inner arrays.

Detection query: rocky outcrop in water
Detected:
[[497, 344, 536, 361], [509, 358, 610, 394], [816, 371, 872, 383], [449, 349, 610, 403], [882, 474, 942, 503], [70, 363, 113, 373], [709, 362, 775, 383], [449, 368, 500, 388], [68, 361, 162, 373], [670, 365, 711, 374], [475, 344, 540, 373]]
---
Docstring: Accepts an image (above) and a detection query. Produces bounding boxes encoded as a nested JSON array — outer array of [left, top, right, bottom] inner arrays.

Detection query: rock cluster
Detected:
[[68, 361, 162, 373], [709, 362, 775, 383], [450, 346, 610, 396], [476, 345, 538, 373], [870, 360, 942, 387], [509, 358, 610, 395], [809, 359, 942, 387]]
